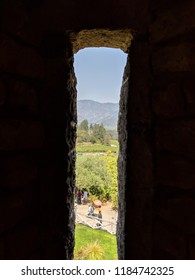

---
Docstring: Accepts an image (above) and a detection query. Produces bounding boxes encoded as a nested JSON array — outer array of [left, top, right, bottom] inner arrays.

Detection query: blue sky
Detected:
[[74, 47, 127, 103]]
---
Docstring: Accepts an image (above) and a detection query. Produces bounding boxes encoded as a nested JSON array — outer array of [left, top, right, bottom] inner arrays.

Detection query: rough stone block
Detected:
[[0, 237, 5, 259], [5, 224, 39, 259], [1, 154, 37, 190], [1, 2, 43, 47], [183, 78, 195, 116], [0, 80, 6, 106], [0, 34, 44, 79], [152, 44, 195, 73], [129, 42, 152, 122], [150, 2, 195, 43], [26, 251, 41, 260], [156, 154, 195, 189], [0, 191, 38, 234], [152, 83, 185, 118], [156, 120, 195, 160], [0, 119, 44, 150], [153, 220, 186, 259], [123, 189, 154, 259], [189, 237, 195, 259], [149, 0, 183, 13], [8, 80, 40, 116], [156, 198, 195, 236], [128, 128, 154, 190], [72, 29, 132, 53]]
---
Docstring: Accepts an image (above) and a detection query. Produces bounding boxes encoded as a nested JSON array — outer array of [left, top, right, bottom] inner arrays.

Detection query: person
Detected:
[[97, 210, 102, 226], [83, 190, 88, 201], [77, 189, 82, 204], [87, 204, 94, 216], [81, 190, 88, 204]]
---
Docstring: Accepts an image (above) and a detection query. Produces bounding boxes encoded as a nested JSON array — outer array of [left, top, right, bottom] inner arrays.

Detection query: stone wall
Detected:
[[0, 0, 195, 259], [118, 0, 195, 260], [0, 30, 76, 259], [117, 55, 130, 259], [0, 32, 45, 259], [149, 0, 195, 259]]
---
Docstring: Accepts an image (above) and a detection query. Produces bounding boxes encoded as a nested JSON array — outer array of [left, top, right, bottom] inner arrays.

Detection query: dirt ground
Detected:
[[75, 201, 118, 222], [75, 201, 118, 234]]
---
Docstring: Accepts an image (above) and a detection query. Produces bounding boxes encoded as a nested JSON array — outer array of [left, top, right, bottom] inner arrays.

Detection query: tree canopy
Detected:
[[79, 119, 89, 131], [76, 154, 118, 206], [77, 120, 111, 146]]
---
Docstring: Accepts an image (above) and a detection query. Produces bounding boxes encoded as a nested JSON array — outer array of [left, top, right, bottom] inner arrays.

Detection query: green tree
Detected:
[[76, 154, 118, 205], [104, 132, 111, 146], [89, 135, 97, 144], [79, 119, 89, 131], [77, 121, 112, 145], [89, 123, 93, 131], [101, 155, 118, 208], [107, 129, 118, 140], [76, 130, 90, 143], [90, 123, 110, 145], [76, 155, 111, 201]]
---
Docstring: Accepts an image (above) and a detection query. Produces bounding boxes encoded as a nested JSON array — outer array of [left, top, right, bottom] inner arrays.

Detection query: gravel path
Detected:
[[75, 202, 118, 234]]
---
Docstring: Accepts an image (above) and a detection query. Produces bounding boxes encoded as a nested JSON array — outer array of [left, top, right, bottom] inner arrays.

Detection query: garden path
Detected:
[[75, 202, 118, 234]]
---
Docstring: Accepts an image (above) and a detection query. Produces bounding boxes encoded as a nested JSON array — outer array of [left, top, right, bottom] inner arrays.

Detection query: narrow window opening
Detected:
[[73, 47, 127, 260]]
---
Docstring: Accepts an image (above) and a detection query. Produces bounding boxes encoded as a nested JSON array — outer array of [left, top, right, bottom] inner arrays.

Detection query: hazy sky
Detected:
[[74, 47, 127, 103]]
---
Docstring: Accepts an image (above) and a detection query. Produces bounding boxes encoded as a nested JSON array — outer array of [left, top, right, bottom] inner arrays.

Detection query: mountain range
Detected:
[[77, 100, 119, 130]]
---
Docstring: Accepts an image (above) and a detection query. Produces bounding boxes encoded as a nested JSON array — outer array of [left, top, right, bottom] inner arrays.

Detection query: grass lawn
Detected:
[[74, 224, 118, 260]]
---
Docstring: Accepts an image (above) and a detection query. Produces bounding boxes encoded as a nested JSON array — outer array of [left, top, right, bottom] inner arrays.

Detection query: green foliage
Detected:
[[76, 130, 90, 143], [79, 119, 89, 131], [107, 129, 118, 140], [76, 143, 118, 153], [110, 139, 119, 147], [76, 154, 118, 206], [75, 241, 105, 260], [76, 155, 110, 200], [74, 224, 117, 260], [76, 122, 118, 206], [77, 120, 111, 146], [104, 132, 111, 146], [91, 123, 110, 145], [101, 155, 118, 208], [89, 135, 97, 144], [106, 150, 112, 155]]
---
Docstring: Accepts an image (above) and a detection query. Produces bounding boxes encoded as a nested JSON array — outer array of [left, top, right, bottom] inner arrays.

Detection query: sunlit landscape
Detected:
[[74, 47, 127, 259]]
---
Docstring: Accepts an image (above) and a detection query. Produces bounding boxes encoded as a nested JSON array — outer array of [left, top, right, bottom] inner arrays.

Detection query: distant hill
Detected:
[[77, 100, 119, 130]]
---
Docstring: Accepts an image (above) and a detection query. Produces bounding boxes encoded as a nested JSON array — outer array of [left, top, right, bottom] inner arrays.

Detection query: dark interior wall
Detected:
[[149, 0, 195, 259], [0, 0, 195, 259], [0, 0, 149, 46], [0, 6, 77, 257], [120, 39, 155, 260], [0, 31, 77, 258], [0, 33, 46, 258], [0, 0, 149, 259], [121, 0, 195, 260]]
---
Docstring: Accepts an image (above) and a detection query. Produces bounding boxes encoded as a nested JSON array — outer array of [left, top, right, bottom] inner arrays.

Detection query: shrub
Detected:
[[75, 241, 105, 260]]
